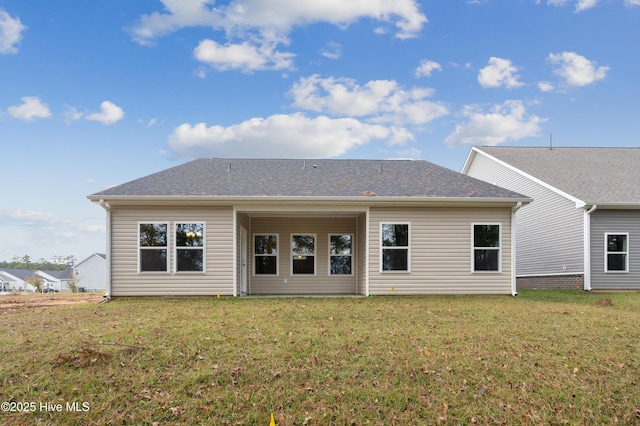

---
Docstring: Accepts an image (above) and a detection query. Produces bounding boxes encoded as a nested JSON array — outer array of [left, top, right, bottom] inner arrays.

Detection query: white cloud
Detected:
[[0, 8, 27, 54], [320, 41, 341, 60], [86, 101, 125, 125], [548, 51, 609, 87], [477, 57, 525, 89], [167, 113, 410, 158], [7, 96, 51, 121], [626, 0, 640, 6], [193, 39, 294, 71], [132, 0, 426, 42], [543, 0, 603, 11], [289, 74, 448, 125], [415, 60, 442, 78], [444, 100, 546, 146], [131, 0, 426, 71], [575, 0, 598, 11], [537, 81, 554, 92]]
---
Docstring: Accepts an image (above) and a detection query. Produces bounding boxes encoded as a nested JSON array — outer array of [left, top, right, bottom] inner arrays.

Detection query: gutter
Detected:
[[98, 199, 112, 299], [88, 195, 532, 208], [583, 204, 597, 291], [511, 202, 524, 296]]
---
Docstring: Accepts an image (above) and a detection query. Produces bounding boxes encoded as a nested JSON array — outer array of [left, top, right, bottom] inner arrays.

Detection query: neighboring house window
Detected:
[[381, 223, 410, 272], [139, 223, 169, 272], [255, 234, 278, 275], [292, 234, 316, 275], [175, 223, 205, 272], [330, 234, 353, 275], [473, 224, 501, 272], [605, 233, 629, 273]]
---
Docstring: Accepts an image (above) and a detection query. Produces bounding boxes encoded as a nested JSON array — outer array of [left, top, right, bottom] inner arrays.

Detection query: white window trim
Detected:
[[174, 222, 206, 274], [328, 233, 354, 276], [604, 232, 629, 273], [253, 233, 279, 276], [138, 221, 170, 274], [380, 222, 411, 273], [291, 233, 317, 276], [471, 223, 502, 274]]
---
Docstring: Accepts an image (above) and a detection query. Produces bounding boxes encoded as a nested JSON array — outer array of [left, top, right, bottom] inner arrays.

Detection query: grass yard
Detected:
[[1, 291, 639, 425]]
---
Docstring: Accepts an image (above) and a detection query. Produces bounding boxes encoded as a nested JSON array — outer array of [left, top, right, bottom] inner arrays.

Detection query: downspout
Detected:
[[99, 199, 112, 299], [511, 202, 523, 296], [583, 204, 597, 291]]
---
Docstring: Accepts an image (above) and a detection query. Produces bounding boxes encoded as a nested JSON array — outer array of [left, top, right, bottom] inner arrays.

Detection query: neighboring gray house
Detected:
[[74, 253, 107, 292], [88, 158, 530, 297], [462, 146, 640, 290]]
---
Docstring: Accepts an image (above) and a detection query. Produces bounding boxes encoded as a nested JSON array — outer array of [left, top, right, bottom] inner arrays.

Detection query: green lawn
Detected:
[[1, 291, 639, 425]]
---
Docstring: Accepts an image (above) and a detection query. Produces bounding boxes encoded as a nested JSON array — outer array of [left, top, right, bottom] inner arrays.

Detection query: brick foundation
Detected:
[[517, 274, 584, 290]]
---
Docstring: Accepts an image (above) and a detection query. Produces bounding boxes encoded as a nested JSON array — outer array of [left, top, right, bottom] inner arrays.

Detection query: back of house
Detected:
[[88, 158, 530, 297]]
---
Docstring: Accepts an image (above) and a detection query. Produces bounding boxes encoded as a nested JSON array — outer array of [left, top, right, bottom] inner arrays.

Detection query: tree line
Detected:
[[0, 255, 75, 271]]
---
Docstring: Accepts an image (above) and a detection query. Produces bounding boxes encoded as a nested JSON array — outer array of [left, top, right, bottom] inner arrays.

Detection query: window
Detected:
[[473, 224, 501, 272], [175, 223, 204, 272], [381, 223, 410, 272], [330, 234, 353, 275], [292, 234, 316, 275], [255, 235, 278, 275], [139, 223, 169, 272], [605, 233, 628, 273]]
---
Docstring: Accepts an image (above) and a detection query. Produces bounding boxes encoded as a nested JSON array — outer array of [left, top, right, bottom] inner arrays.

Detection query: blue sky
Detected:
[[1, 0, 639, 263]]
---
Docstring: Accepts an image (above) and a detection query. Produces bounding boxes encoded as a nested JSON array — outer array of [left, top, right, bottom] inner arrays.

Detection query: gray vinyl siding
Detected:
[[590, 210, 640, 289], [249, 216, 357, 295], [466, 152, 584, 276], [368, 207, 512, 295], [110, 205, 234, 296]]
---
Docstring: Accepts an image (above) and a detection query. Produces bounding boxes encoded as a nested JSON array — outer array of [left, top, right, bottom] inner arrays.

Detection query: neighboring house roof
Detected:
[[464, 147, 640, 206], [88, 158, 528, 202], [0, 268, 34, 281], [75, 253, 106, 268], [41, 265, 74, 280]]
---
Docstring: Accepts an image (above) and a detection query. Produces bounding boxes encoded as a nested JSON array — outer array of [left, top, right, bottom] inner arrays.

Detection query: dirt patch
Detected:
[[0, 293, 103, 314]]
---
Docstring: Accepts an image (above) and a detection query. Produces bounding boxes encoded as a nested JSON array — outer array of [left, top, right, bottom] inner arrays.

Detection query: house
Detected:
[[0, 267, 74, 292], [462, 146, 640, 290], [36, 266, 74, 292], [87, 158, 530, 297], [0, 269, 32, 292], [74, 253, 107, 292]]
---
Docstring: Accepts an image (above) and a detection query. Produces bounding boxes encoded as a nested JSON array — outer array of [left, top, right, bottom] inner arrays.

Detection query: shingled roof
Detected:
[[471, 147, 640, 205], [89, 158, 528, 201]]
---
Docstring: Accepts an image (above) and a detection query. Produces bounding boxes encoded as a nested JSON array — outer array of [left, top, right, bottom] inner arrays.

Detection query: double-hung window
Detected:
[[605, 233, 628, 273], [175, 223, 205, 272], [330, 234, 353, 275], [139, 223, 169, 272], [472, 224, 501, 272], [255, 234, 278, 275], [381, 223, 410, 272], [292, 234, 316, 275]]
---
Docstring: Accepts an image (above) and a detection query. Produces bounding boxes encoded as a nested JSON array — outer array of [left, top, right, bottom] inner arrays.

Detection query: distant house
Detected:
[[74, 253, 107, 292], [0, 267, 74, 292], [88, 158, 530, 297], [0, 269, 32, 292], [462, 146, 640, 290], [36, 266, 74, 292]]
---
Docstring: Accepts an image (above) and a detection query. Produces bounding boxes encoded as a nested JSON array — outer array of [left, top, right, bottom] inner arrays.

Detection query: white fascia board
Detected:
[[89, 195, 531, 208], [470, 148, 586, 209], [460, 147, 479, 175]]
